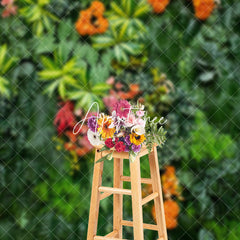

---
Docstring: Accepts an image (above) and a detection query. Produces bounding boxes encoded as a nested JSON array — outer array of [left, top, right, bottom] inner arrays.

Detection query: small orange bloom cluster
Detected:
[[162, 166, 182, 199], [75, 1, 108, 36], [152, 200, 180, 229], [161, 166, 182, 229], [193, 0, 215, 20], [163, 200, 180, 229], [147, 166, 182, 230], [64, 128, 92, 157], [115, 83, 141, 100], [148, 0, 170, 14]]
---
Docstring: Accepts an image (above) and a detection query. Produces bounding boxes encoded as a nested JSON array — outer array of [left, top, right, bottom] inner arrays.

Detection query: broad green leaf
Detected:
[[38, 70, 63, 80], [58, 20, 73, 40], [28, 6, 41, 22], [40, 56, 56, 69], [34, 35, 55, 54], [58, 80, 66, 99], [67, 91, 86, 100], [85, 48, 98, 66], [122, 0, 132, 16], [42, 15, 51, 30], [92, 83, 111, 94], [1, 58, 16, 74], [134, 19, 147, 32], [92, 36, 115, 48], [63, 58, 76, 72], [42, 80, 59, 96], [79, 92, 94, 108], [121, 43, 137, 54], [111, 2, 127, 17], [0, 77, 10, 98], [62, 75, 78, 86], [119, 20, 130, 40], [114, 45, 128, 63], [134, 2, 150, 17], [0, 44, 7, 67], [35, 21, 44, 36]]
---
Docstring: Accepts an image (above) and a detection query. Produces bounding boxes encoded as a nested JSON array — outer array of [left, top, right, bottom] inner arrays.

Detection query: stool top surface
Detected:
[[94, 143, 158, 159]]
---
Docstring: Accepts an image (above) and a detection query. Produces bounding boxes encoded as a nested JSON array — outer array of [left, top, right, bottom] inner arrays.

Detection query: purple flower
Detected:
[[124, 145, 130, 152], [125, 135, 131, 146], [88, 116, 98, 132], [131, 144, 141, 153]]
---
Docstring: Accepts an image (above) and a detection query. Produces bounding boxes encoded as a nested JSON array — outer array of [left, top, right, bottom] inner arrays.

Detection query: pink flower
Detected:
[[1, 3, 17, 18], [125, 113, 136, 127], [78, 136, 93, 151], [115, 82, 123, 90], [1, 0, 14, 6], [103, 95, 118, 112], [136, 110, 144, 117], [106, 76, 115, 85], [113, 100, 131, 118]]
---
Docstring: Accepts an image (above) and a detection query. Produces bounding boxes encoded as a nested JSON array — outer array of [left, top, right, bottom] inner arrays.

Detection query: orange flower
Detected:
[[118, 83, 141, 100], [152, 200, 180, 230], [64, 142, 77, 151], [164, 199, 180, 218], [91, 1, 105, 17], [148, 0, 170, 14], [75, 1, 108, 36], [75, 146, 90, 156], [165, 215, 178, 229], [97, 116, 115, 139], [193, 0, 215, 20], [162, 166, 182, 199]]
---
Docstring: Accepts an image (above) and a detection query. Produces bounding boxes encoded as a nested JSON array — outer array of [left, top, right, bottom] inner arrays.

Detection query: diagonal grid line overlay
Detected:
[[1, 0, 239, 239]]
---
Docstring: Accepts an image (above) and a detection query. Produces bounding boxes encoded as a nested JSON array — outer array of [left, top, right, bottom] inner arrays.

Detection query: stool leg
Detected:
[[130, 156, 144, 240], [87, 150, 104, 240], [149, 146, 168, 240], [113, 158, 123, 238]]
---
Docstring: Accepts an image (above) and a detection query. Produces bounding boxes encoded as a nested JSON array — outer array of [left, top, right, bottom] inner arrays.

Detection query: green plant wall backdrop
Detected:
[[0, 0, 240, 239]]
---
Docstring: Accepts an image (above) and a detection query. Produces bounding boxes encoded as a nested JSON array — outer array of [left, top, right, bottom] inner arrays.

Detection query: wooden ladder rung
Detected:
[[105, 230, 118, 237], [94, 236, 127, 240], [99, 186, 132, 195], [121, 220, 158, 231], [100, 192, 112, 200], [120, 176, 152, 184], [142, 192, 159, 205]]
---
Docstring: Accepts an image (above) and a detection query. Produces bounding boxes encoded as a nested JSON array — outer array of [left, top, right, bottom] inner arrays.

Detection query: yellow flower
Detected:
[[97, 116, 115, 139], [130, 132, 146, 145]]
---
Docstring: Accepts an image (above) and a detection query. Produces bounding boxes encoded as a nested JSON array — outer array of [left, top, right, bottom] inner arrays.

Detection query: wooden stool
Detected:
[[87, 145, 168, 240]]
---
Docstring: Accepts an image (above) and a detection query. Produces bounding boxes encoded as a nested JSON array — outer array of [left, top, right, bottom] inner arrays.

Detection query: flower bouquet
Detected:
[[86, 100, 167, 162]]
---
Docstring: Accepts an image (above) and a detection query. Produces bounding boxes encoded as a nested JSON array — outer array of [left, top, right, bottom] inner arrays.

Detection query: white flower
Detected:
[[87, 129, 104, 146], [131, 125, 145, 135]]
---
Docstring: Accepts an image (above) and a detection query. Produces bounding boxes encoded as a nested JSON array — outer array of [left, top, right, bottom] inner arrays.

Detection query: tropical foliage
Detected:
[[1, 0, 239, 239]]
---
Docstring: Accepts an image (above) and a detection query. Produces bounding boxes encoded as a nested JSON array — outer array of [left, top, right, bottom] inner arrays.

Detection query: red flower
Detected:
[[105, 138, 115, 148], [54, 101, 75, 135], [115, 141, 125, 152]]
